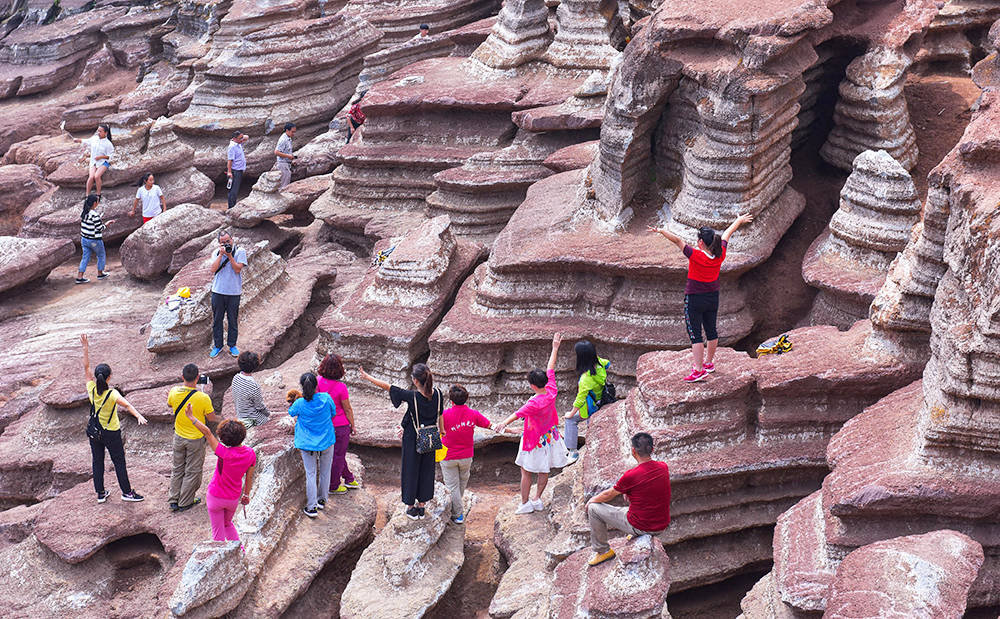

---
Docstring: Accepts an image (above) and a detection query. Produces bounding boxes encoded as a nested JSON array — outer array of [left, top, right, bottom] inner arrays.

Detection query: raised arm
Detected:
[[115, 395, 148, 425], [81, 334, 91, 383], [647, 226, 686, 251], [547, 332, 562, 372], [358, 366, 391, 392], [721, 213, 754, 242], [184, 403, 219, 450]]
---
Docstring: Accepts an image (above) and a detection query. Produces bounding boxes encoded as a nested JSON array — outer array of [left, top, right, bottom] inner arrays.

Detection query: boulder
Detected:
[[0, 236, 75, 293], [120, 204, 226, 280], [169, 541, 250, 618], [824, 531, 983, 619], [60, 98, 121, 133], [0, 164, 52, 235], [340, 482, 464, 618], [550, 535, 671, 619]]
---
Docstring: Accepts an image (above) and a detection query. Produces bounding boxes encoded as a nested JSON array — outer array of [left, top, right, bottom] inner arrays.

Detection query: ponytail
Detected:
[[698, 226, 722, 258], [94, 363, 111, 395], [412, 363, 433, 397], [81, 193, 99, 219], [99, 123, 112, 144], [709, 232, 722, 257], [300, 372, 317, 401]]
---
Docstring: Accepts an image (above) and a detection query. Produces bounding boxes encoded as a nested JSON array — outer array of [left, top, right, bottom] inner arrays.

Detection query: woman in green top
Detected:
[[81, 334, 148, 504], [564, 340, 608, 465]]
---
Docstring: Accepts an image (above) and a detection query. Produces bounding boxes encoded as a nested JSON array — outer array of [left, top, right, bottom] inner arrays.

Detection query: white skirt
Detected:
[[515, 434, 568, 473]]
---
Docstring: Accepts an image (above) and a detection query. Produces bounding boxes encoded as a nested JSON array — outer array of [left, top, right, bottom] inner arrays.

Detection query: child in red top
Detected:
[[496, 333, 568, 515], [649, 213, 753, 382], [440, 385, 492, 523]]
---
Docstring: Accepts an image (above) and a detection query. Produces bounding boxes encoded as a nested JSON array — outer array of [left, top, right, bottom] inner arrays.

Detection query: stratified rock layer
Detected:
[[120, 204, 226, 281], [804, 150, 921, 328], [340, 482, 463, 618], [0, 164, 52, 235], [21, 112, 214, 244]]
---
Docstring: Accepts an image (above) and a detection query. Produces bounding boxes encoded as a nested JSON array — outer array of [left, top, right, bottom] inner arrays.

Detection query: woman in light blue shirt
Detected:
[[288, 372, 337, 518]]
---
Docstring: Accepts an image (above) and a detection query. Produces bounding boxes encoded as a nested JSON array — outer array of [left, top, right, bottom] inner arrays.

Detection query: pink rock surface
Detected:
[[824, 530, 983, 619], [0, 163, 52, 235]]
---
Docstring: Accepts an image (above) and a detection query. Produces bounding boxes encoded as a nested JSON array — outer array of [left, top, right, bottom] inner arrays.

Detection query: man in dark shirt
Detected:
[[586, 432, 671, 566]]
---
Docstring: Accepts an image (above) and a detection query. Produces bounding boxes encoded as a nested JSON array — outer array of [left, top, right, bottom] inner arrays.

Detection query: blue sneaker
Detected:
[[209, 347, 222, 358], [452, 513, 464, 524], [229, 346, 240, 357]]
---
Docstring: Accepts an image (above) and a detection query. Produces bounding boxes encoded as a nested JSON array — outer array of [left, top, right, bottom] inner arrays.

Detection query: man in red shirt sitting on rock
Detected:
[[586, 432, 671, 566]]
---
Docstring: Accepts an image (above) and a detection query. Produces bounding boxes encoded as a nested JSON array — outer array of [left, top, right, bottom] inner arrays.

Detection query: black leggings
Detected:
[[400, 430, 435, 505], [91, 428, 132, 495], [685, 291, 719, 344]]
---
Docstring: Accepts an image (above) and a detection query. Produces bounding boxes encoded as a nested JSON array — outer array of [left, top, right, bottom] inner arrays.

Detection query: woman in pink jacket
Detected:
[[495, 333, 568, 514]]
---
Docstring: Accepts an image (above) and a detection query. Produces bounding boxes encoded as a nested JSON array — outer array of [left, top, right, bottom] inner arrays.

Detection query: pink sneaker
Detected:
[[683, 368, 708, 382], [702, 362, 715, 373]]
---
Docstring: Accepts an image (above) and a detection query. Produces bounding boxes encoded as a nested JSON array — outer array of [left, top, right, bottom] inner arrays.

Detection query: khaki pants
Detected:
[[440, 457, 472, 516], [587, 502, 661, 553], [169, 434, 206, 507]]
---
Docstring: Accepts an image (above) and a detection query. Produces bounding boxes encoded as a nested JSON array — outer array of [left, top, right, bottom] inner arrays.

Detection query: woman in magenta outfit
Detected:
[[316, 353, 360, 494], [183, 406, 256, 542]]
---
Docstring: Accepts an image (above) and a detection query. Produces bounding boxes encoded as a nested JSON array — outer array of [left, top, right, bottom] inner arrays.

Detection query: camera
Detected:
[[197, 374, 209, 385], [223, 243, 233, 254]]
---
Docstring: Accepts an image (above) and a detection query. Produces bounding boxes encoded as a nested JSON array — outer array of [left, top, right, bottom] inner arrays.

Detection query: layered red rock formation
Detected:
[[916, 0, 1000, 71], [170, 12, 381, 178], [803, 149, 921, 328], [20, 111, 214, 243], [345, 0, 498, 49], [747, 45, 1000, 614]]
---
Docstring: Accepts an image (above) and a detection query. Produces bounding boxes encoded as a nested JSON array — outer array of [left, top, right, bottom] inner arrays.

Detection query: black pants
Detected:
[[227, 169, 243, 209], [347, 118, 362, 142], [400, 431, 435, 505], [684, 291, 719, 344], [91, 429, 132, 495], [211, 292, 240, 348]]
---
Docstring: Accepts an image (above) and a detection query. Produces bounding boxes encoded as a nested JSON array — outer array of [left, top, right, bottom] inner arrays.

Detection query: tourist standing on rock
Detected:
[[76, 194, 115, 285], [563, 340, 610, 465], [288, 372, 337, 518], [182, 404, 256, 542], [226, 131, 247, 209], [346, 93, 366, 143], [495, 333, 568, 514], [75, 123, 114, 197], [585, 432, 670, 566], [316, 353, 360, 495], [440, 384, 491, 524], [274, 123, 296, 189], [231, 351, 271, 428], [359, 363, 444, 521], [167, 363, 218, 512], [81, 334, 147, 504], [209, 230, 247, 358], [648, 212, 753, 382], [129, 173, 165, 223]]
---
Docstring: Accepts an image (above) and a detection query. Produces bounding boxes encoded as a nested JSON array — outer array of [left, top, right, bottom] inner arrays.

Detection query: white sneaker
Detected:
[[515, 502, 534, 515], [565, 450, 580, 465], [531, 498, 544, 511]]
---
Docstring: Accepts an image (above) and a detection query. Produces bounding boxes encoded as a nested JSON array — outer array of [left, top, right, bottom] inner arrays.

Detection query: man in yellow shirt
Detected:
[[167, 363, 218, 511]]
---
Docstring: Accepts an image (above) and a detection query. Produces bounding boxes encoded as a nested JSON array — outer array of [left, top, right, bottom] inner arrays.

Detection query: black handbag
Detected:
[[86, 386, 113, 441], [411, 389, 443, 455]]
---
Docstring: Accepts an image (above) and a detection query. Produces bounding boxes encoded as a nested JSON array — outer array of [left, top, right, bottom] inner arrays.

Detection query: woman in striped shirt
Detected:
[[77, 194, 115, 285]]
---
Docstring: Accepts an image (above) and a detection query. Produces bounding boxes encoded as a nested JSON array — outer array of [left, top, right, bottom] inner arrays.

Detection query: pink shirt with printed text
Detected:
[[442, 404, 491, 460], [515, 368, 559, 451]]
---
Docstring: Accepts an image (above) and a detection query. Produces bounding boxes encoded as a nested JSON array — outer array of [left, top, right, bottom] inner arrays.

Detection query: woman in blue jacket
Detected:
[[288, 372, 337, 518]]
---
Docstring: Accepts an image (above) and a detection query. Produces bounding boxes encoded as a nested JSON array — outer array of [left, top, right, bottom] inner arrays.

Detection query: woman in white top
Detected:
[[76, 123, 114, 197], [129, 173, 166, 223]]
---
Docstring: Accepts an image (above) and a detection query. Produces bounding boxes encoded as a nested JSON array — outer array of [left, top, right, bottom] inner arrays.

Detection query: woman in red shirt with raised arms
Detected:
[[649, 212, 753, 382]]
